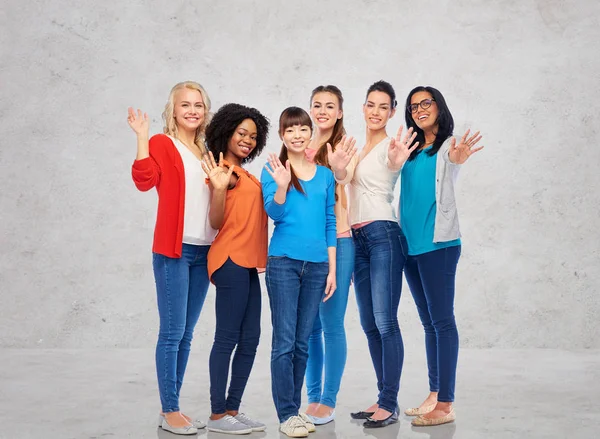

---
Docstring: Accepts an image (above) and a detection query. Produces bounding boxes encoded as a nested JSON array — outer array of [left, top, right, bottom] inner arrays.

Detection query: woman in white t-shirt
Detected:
[[128, 81, 218, 436], [328, 80, 418, 429]]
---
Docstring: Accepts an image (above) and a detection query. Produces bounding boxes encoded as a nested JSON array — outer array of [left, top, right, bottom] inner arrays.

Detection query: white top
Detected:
[[169, 136, 216, 245], [339, 137, 400, 226]]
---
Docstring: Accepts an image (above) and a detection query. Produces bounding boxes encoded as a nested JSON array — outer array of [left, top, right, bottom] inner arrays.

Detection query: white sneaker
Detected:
[[280, 415, 309, 438], [298, 412, 316, 432]]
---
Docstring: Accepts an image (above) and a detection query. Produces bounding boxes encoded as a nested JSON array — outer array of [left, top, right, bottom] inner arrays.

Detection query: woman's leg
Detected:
[[153, 248, 192, 415], [305, 308, 324, 408], [209, 259, 251, 415], [292, 261, 329, 413], [365, 222, 405, 416], [226, 267, 262, 412], [319, 237, 354, 410], [417, 246, 461, 407], [177, 245, 210, 397], [266, 256, 302, 423]]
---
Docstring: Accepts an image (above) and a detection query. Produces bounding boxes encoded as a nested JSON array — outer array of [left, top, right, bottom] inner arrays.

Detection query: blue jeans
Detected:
[[306, 237, 354, 408], [402, 242, 461, 402], [152, 244, 210, 412], [209, 258, 261, 414], [266, 256, 329, 423], [352, 221, 405, 413]]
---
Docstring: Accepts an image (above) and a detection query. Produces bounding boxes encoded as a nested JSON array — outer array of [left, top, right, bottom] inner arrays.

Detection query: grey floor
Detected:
[[2, 347, 599, 439]]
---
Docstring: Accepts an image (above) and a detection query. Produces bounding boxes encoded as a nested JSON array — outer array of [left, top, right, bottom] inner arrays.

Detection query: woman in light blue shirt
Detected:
[[400, 86, 483, 427]]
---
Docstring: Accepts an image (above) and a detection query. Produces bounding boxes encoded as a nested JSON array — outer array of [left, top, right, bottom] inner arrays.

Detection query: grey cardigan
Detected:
[[433, 137, 461, 243]]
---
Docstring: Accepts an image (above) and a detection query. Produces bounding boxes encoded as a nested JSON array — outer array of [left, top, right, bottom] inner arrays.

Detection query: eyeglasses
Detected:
[[407, 98, 436, 114]]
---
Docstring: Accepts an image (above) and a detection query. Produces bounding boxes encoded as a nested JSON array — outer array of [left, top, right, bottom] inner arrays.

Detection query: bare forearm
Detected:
[[327, 246, 336, 276], [209, 188, 227, 229], [136, 134, 150, 160]]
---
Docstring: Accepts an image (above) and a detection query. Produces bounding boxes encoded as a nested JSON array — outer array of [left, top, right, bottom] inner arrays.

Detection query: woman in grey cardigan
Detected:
[[399, 86, 483, 426]]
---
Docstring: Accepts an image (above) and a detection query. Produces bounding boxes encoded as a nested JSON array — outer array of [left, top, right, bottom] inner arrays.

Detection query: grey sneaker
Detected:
[[207, 415, 253, 435], [234, 412, 267, 432], [158, 414, 206, 429]]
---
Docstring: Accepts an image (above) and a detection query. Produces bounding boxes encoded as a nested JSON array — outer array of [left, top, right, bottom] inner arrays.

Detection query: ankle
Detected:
[[211, 413, 227, 420], [226, 410, 238, 417]]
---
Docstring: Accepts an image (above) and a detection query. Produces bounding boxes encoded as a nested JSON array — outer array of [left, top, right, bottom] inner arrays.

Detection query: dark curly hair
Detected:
[[205, 103, 270, 164]]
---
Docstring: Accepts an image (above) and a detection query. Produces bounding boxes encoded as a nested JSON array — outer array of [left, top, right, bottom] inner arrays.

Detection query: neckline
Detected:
[[358, 136, 389, 162]]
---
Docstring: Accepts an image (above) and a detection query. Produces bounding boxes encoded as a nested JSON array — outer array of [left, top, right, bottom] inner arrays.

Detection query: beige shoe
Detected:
[[411, 408, 455, 426], [298, 412, 316, 433], [280, 416, 309, 438], [404, 403, 436, 416]]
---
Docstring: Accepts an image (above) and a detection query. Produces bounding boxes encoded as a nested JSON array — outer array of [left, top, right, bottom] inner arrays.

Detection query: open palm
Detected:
[[448, 130, 484, 164], [127, 107, 149, 137], [201, 151, 234, 190], [265, 153, 291, 189], [388, 126, 419, 169], [327, 135, 357, 173]]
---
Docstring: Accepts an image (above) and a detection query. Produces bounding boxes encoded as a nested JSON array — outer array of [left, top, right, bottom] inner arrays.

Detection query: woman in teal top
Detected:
[[400, 86, 484, 427]]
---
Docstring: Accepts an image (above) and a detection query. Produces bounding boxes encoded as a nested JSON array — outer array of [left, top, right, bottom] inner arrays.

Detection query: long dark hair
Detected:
[[278, 106, 312, 194], [310, 85, 346, 168], [404, 86, 454, 161]]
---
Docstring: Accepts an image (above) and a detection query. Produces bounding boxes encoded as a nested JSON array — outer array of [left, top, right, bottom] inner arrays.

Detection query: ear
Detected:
[[390, 107, 397, 119], [337, 110, 343, 120]]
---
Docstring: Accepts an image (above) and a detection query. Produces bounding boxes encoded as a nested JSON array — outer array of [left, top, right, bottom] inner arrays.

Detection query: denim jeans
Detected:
[[352, 221, 405, 413], [152, 243, 210, 413], [306, 237, 354, 408], [266, 256, 329, 423], [402, 242, 461, 402], [209, 258, 261, 414]]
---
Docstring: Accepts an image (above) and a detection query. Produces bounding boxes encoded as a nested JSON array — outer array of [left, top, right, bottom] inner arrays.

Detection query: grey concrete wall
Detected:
[[1, 0, 598, 349]]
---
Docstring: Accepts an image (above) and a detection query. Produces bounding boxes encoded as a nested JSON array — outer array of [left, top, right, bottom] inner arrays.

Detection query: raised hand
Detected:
[[201, 151, 234, 191], [327, 135, 357, 173], [265, 153, 292, 189], [387, 126, 419, 170], [448, 129, 484, 164], [127, 107, 149, 137]]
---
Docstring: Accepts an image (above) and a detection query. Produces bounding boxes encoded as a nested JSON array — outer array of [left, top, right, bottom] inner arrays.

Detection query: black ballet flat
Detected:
[[350, 411, 375, 420], [363, 410, 399, 428]]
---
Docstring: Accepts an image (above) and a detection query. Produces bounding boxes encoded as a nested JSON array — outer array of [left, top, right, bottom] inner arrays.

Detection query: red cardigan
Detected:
[[132, 134, 186, 258]]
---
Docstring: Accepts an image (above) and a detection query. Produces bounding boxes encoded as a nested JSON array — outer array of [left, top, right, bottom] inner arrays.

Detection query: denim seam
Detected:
[[163, 257, 177, 412]]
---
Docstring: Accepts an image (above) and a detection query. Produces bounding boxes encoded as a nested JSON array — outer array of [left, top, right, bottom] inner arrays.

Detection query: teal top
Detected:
[[400, 146, 461, 256]]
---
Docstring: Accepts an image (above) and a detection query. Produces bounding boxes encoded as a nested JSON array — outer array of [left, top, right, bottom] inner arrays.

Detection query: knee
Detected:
[[237, 330, 260, 353], [374, 313, 399, 337], [158, 323, 185, 344], [213, 328, 241, 352], [433, 315, 457, 335]]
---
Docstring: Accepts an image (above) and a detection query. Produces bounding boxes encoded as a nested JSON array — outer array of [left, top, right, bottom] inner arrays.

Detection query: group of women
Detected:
[[127, 79, 483, 437]]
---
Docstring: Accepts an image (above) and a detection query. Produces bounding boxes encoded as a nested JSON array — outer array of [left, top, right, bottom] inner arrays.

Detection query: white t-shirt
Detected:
[[343, 137, 400, 225], [169, 136, 216, 245]]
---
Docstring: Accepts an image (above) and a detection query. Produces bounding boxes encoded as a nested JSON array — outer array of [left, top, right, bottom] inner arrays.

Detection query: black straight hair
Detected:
[[404, 86, 454, 161], [365, 80, 398, 109]]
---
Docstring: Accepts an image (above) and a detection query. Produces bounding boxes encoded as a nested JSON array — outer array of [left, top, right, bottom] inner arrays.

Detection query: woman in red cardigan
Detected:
[[128, 81, 217, 436]]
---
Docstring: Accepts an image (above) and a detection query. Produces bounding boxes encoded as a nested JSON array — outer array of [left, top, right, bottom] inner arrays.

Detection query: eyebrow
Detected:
[[179, 101, 204, 105]]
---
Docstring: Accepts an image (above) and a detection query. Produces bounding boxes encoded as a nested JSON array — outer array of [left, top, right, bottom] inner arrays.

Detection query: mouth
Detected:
[[184, 116, 200, 123], [418, 114, 429, 121], [316, 117, 329, 123], [291, 140, 305, 147], [369, 117, 382, 124], [239, 145, 252, 154]]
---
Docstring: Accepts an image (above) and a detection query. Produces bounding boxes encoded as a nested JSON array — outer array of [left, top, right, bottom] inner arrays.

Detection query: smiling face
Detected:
[[227, 118, 258, 161], [173, 88, 206, 133], [310, 92, 342, 132], [281, 124, 312, 154], [363, 91, 395, 131], [410, 90, 438, 132]]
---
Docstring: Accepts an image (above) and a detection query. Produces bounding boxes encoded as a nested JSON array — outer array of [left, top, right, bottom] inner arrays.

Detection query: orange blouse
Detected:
[[207, 162, 268, 281]]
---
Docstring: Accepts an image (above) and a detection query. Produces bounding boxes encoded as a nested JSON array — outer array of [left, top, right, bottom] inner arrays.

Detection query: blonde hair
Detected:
[[162, 81, 212, 153]]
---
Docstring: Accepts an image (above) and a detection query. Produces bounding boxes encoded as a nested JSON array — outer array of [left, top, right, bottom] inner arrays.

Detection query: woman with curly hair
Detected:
[[128, 81, 215, 435], [202, 103, 270, 435]]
